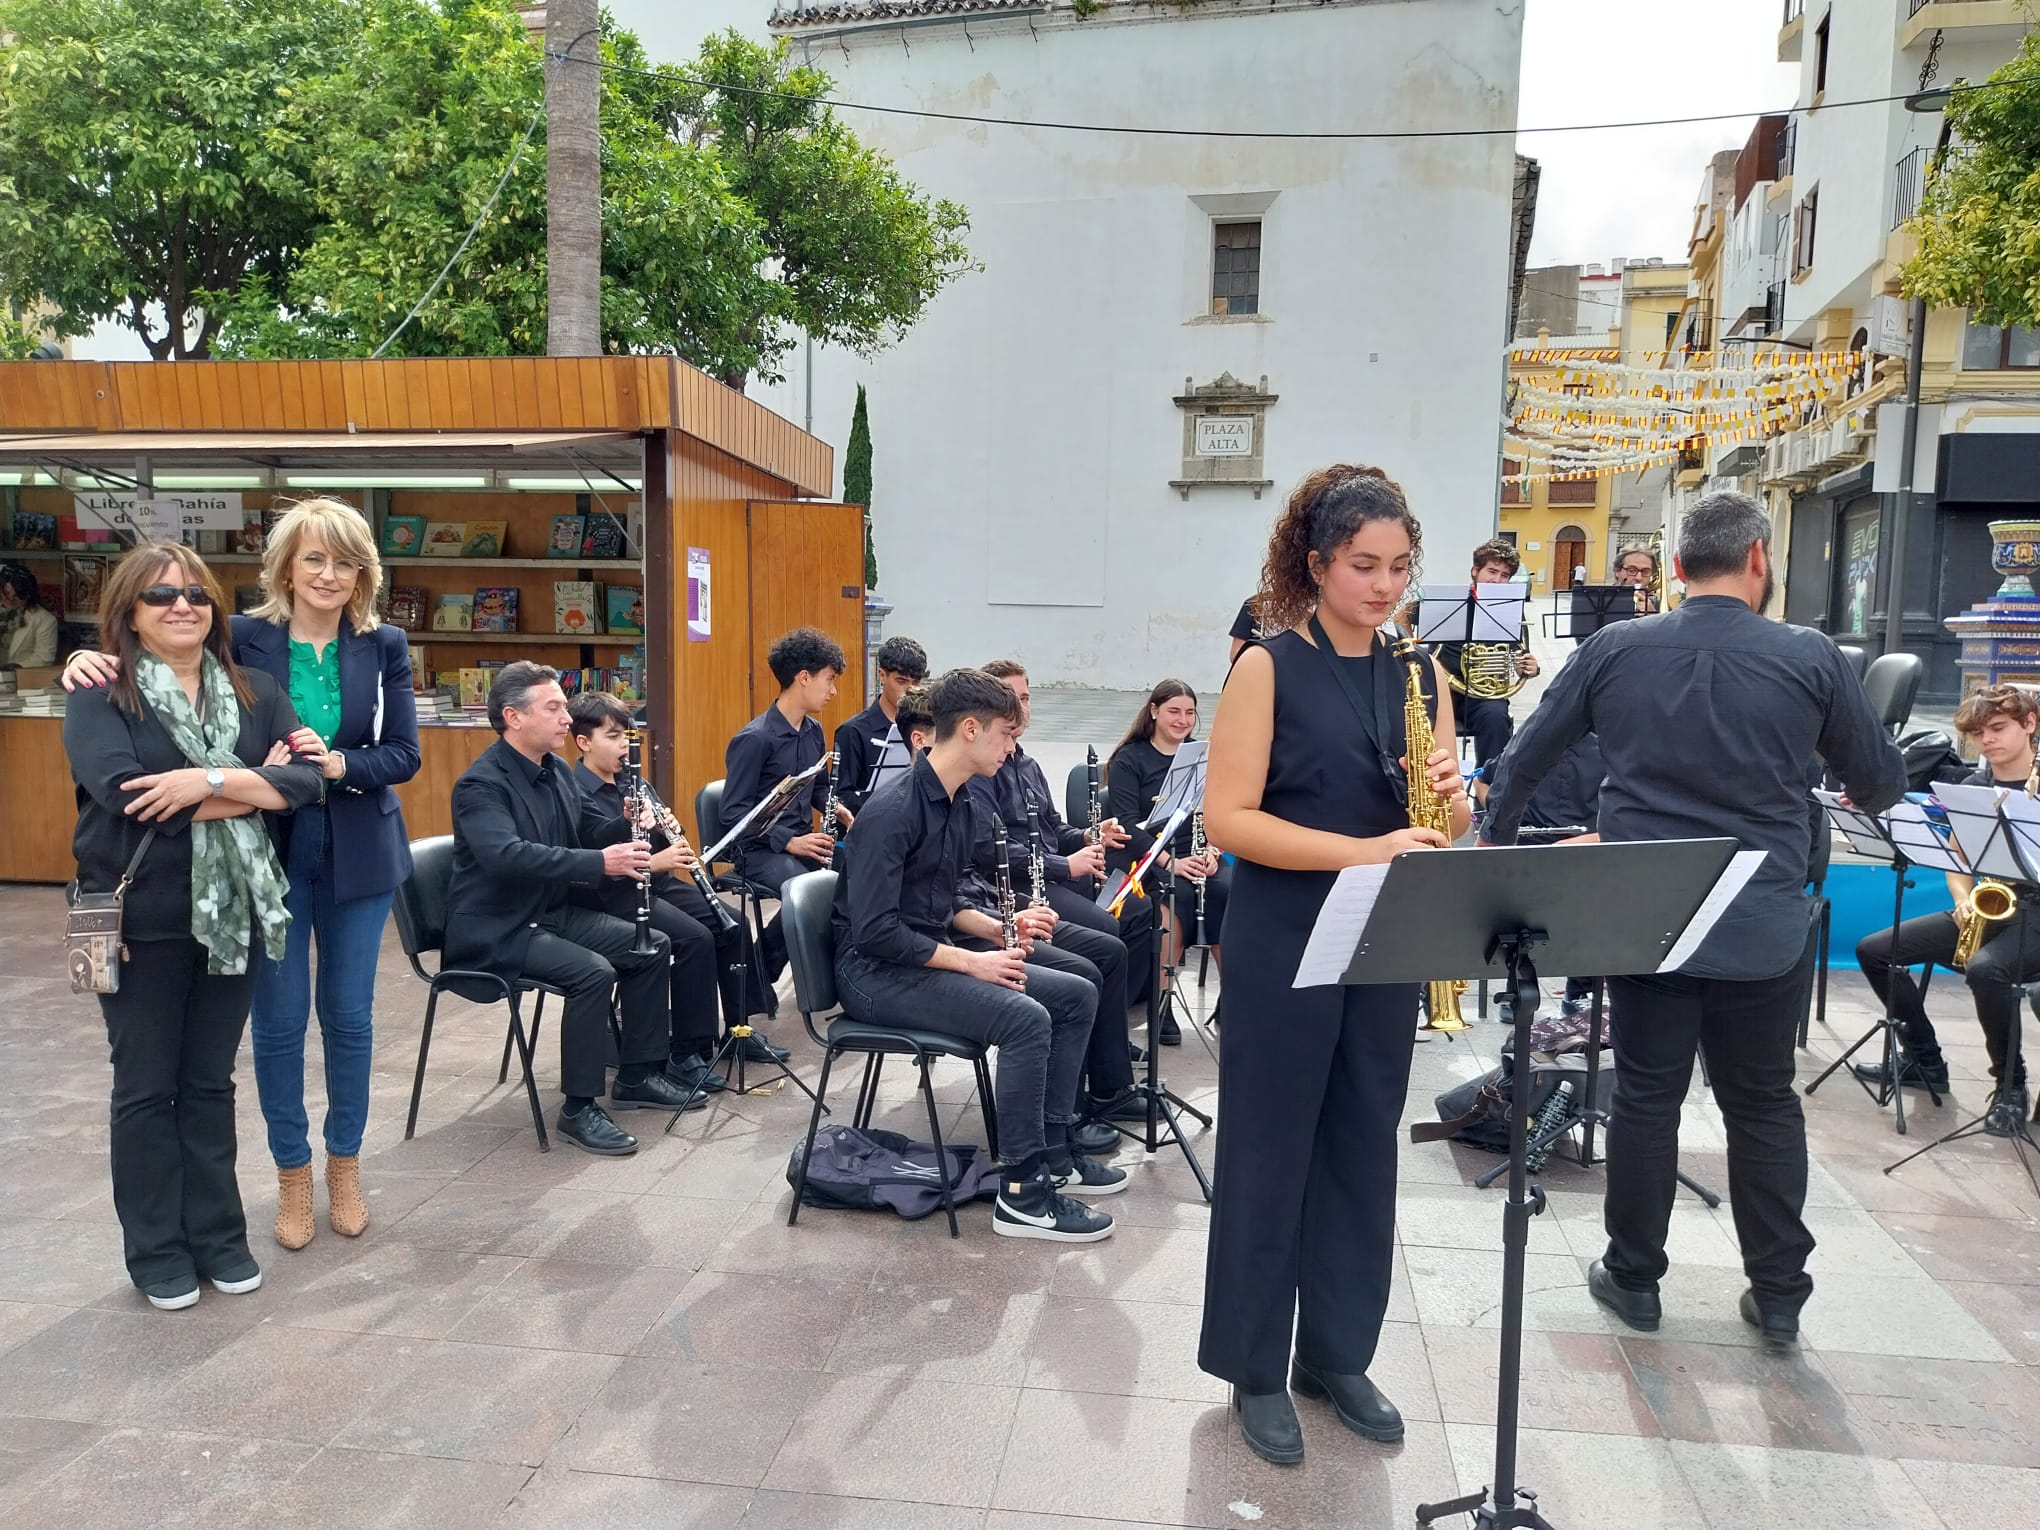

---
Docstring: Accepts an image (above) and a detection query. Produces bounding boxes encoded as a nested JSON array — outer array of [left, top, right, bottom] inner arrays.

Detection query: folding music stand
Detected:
[[1144, 741, 1218, 996], [1414, 581, 1529, 649], [1549, 584, 1641, 642], [863, 727, 912, 800], [1296, 839, 1741, 1530], [1802, 794, 1960, 1132], [669, 760, 833, 1129], [1886, 789, 2040, 1196]]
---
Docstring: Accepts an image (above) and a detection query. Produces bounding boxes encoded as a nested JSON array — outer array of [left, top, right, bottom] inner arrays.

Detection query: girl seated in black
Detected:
[[1105, 680, 1229, 1001]]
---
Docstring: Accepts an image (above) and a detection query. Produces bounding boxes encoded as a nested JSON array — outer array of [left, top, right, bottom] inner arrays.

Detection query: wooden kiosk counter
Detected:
[[0, 357, 860, 886]]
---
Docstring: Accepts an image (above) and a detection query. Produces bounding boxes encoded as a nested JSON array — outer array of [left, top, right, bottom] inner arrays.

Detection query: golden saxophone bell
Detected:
[[1953, 878, 2017, 969]]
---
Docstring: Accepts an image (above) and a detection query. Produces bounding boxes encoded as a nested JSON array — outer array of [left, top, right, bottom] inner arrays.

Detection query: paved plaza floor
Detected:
[[1, 860, 2036, 1528]]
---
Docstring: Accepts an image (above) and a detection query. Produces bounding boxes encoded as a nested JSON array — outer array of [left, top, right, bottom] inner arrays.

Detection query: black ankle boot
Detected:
[[1231, 1387, 1303, 1465], [1290, 1359, 1404, 1443]]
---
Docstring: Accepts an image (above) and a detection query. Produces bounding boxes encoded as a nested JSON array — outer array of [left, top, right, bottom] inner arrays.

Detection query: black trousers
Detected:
[[1856, 907, 2037, 1083], [970, 923, 1132, 1100], [834, 948, 1095, 1167], [521, 904, 670, 1099], [1200, 981, 1418, 1392], [646, 894, 719, 1060], [1461, 695, 1514, 776], [1048, 877, 1155, 1008], [1604, 946, 1818, 1314], [743, 847, 829, 980], [100, 936, 257, 1289]]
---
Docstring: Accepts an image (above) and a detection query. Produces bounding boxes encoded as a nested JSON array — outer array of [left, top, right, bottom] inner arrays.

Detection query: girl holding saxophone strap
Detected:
[[1105, 680, 1231, 974], [1853, 684, 2040, 1130], [1199, 464, 1466, 1467]]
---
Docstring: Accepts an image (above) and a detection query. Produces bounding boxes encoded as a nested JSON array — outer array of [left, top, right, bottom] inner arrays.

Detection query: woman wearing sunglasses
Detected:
[[63, 544, 325, 1310], [65, 499, 419, 1253]]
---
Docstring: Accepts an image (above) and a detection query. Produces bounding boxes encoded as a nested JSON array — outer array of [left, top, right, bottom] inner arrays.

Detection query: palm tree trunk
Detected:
[[546, 0, 601, 357]]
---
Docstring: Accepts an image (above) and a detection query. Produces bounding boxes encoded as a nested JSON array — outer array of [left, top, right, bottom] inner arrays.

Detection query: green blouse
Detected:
[[288, 637, 343, 746]]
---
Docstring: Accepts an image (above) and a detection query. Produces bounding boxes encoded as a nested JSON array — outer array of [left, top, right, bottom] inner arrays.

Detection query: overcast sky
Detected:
[[1518, 0, 1800, 270]]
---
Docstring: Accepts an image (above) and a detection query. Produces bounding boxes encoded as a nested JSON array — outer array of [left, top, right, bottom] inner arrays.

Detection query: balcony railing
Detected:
[[1766, 281, 1785, 334], [1776, 121, 1796, 180], [1909, 0, 1989, 14], [1784, 0, 1804, 21], [1893, 146, 1926, 229]]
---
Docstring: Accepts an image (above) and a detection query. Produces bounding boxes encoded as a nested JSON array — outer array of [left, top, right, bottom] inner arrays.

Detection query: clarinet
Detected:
[[1190, 805, 1209, 949], [1085, 745, 1102, 849], [624, 727, 657, 956], [993, 818, 1022, 959], [823, 749, 845, 845], [634, 772, 740, 935], [1024, 796, 1048, 908]]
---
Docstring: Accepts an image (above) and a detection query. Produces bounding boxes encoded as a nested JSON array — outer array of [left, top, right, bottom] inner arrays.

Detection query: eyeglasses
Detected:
[[137, 584, 213, 609], [297, 552, 363, 578]]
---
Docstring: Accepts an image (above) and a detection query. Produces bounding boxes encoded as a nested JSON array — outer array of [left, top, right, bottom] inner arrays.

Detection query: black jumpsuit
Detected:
[[1198, 626, 1432, 1393]]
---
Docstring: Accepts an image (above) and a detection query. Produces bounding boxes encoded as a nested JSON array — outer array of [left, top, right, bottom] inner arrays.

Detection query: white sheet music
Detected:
[[1655, 849, 1768, 973], [1995, 789, 2040, 882], [1932, 783, 2028, 881], [1292, 862, 1393, 988], [1812, 789, 1892, 857], [867, 728, 912, 794], [1415, 581, 1528, 644], [1879, 801, 1970, 873]]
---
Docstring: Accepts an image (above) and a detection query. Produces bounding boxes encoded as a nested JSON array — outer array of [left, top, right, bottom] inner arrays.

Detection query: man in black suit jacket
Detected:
[[446, 662, 694, 1155]]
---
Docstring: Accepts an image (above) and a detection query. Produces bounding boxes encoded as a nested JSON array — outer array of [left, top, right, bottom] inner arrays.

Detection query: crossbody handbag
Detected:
[[65, 830, 157, 995]]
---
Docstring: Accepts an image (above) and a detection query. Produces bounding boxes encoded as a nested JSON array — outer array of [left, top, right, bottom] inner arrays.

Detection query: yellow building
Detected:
[[1500, 329, 1614, 594]]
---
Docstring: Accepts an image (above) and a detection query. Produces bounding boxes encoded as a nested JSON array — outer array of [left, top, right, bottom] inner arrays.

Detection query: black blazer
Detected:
[[230, 614, 420, 902], [64, 671, 326, 943], [444, 739, 629, 978]]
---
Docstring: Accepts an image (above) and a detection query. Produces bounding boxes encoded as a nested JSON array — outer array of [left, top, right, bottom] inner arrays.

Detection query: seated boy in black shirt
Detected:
[[834, 668, 1125, 1240]]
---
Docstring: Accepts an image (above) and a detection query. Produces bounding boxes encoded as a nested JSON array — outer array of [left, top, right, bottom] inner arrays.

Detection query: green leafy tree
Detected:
[[0, 309, 49, 360], [1905, 42, 2040, 325], [845, 384, 876, 589], [0, 0, 348, 357], [674, 33, 977, 386]]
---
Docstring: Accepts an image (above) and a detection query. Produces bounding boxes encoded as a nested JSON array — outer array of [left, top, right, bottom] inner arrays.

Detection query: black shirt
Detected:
[[969, 745, 1087, 886], [1229, 600, 1262, 643], [1512, 733, 1605, 834], [1483, 595, 1908, 979], [64, 673, 325, 944], [1106, 737, 1196, 868], [833, 753, 977, 967], [506, 742, 566, 846], [722, 703, 828, 861], [571, 758, 678, 904], [833, 699, 897, 814]]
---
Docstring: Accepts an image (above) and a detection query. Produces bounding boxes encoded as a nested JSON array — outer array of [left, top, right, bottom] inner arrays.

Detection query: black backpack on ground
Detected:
[[785, 1124, 1002, 1219]]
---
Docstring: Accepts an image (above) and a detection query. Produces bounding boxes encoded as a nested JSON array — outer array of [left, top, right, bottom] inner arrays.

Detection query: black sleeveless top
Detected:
[[1255, 627, 1439, 840]]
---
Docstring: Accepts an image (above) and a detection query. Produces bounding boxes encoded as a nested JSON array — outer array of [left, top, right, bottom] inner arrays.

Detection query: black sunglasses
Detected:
[[137, 584, 213, 609]]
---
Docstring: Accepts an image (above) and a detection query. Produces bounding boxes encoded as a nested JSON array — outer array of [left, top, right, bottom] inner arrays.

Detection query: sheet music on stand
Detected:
[[1934, 783, 2030, 882], [1814, 790, 1968, 873], [1996, 789, 2040, 882], [865, 725, 912, 798], [1143, 739, 1208, 830], [1414, 580, 1527, 645], [701, 755, 830, 867]]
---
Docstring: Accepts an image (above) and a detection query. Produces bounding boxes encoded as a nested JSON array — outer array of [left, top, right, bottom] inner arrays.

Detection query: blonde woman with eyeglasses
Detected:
[[65, 499, 421, 1250]]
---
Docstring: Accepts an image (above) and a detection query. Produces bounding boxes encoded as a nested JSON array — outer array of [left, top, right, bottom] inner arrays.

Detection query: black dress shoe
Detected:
[[1072, 1119, 1120, 1156], [1587, 1258, 1661, 1332], [1290, 1359, 1404, 1443], [1128, 1043, 1147, 1064], [1085, 1087, 1150, 1124], [1738, 1289, 1799, 1350], [558, 1102, 638, 1156], [1852, 1053, 1951, 1094], [1231, 1387, 1304, 1466], [610, 1071, 700, 1112], [1157, 1013, 1182, 1046], [665, 1055, 729, 1095], [1985, 1080, 2031, 1138], [735, 1033, 792, 1065]]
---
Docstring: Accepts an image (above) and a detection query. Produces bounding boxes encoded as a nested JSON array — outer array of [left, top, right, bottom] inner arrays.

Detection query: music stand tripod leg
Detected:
[[1804, 850, 1914, 1133], [1417, 930, 1558, 1530], [1111, 862, 1213, 1201]]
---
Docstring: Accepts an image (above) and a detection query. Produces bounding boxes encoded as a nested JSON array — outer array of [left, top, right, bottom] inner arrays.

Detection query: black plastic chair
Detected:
[[1863, 652, 1924, 735], [1800, 812, 1834, 1048], [391, 835, 559, 1151], [779, 870, 998, 1239], [1836, 644, 1870, 683], [696, 778, 779, 1018], [1063, 762, 1094, 834]]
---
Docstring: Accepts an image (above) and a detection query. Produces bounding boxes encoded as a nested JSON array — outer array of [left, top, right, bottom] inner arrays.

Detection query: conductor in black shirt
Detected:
[[1482, 491, 1907, 1348], [447, 663, 696, 1156], [834, 635, 928, 813]]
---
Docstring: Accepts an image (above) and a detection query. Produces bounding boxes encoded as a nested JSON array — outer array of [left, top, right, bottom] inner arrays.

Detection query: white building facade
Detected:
[[647, 0, 1525, 690]]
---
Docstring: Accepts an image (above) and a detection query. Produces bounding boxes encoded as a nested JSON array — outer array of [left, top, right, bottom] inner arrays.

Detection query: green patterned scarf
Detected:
[[135, 651, 292, 974]]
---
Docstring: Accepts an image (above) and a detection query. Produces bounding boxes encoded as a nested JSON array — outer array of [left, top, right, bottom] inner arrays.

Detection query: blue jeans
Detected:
[[250, 807, 392, 1167]]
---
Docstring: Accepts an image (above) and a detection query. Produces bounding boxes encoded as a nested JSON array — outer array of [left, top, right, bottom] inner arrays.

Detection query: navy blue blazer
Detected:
[[231, 614, 420, 903]]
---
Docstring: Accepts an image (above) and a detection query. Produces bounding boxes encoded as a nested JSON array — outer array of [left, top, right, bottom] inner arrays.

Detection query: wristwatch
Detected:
[[206, 768, 226, 797]]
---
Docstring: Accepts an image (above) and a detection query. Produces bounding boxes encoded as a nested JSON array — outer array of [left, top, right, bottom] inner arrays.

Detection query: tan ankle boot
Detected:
[[325, 1154, 368, 1238], [275, 1165, 316, 1250]]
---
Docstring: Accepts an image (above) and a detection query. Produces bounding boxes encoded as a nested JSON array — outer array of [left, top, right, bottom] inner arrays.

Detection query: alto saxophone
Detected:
[[1394, 637, 1466, 1032]]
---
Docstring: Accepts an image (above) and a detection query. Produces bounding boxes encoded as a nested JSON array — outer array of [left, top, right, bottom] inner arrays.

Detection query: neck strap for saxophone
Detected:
[[1306, 612, 1416, 809]]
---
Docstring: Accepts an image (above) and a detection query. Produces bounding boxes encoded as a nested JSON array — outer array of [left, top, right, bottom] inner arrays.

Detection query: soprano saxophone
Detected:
[[1393, 638, 1466, 1032]]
